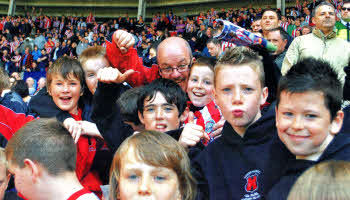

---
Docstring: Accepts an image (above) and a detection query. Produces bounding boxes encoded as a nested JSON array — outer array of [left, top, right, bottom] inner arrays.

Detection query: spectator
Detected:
[[267, 27, 289, 70]]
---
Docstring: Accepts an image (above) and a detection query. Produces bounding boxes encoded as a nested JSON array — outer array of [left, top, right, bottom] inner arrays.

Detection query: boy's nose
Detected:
[[138, 177, 151, 196], [291, 115, 304, 131]]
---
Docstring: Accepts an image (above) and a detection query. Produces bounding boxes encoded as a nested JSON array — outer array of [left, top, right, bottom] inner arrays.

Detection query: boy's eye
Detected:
[[243, 87, 254, 93], [145, 107, 155, 113], [204, 80, 212, 85], [283, 112, 293, 117], [222, 88, 231, 92], [305, 114, 317, 119], [154, 175, 166, 182], [127, 174, 139, 181], [87, 73, 95, 78], [163, 106, 174, 112], [191, 78, 197, 82]]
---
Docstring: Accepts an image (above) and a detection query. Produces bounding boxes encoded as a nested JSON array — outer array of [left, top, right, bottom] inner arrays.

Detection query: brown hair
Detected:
[[214, 46, 265, 88], [46, 56, 85, 94], [78, 46, 108, 70], [0, 68, 10, 93], [109, 130, 196, 200], [5, 118, 76, 176], [189, 56, 216, 76], [288, 161, 350, 200]]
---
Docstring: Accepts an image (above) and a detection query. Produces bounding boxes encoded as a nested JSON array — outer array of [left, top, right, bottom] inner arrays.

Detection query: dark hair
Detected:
[[269, 27, 289, 40], [206, 38, 221, 46], [47, 56, 85, 94], [137, 78, 187, 117], [276, 58, 342, 120], [11, 80, 29, 98], [312, 1, 335, 17], [5, 118, 76, 175], [262, 9, 281, 20], [252, 16, 262, 22], [117, 86, 143, 125], [190, 56, 216, 75]]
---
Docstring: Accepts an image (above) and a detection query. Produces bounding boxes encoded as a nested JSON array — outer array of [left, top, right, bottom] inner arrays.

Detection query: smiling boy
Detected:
[[267, 58, 349, 200]]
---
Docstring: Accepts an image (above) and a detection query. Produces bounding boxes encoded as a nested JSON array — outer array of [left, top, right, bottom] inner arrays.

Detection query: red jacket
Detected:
[[106, 33, 159, 87], [0, 104, 35, 140], [70, 109, 102, 198]]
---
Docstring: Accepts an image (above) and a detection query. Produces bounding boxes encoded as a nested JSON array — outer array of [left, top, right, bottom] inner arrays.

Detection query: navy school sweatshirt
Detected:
[[267, 130, 350, 200], [191, 105, 294, 200]]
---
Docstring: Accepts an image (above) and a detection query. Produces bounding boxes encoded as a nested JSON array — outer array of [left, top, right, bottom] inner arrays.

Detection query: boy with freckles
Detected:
[[192, 47, 293, 200], [267, 58, 349, 200]]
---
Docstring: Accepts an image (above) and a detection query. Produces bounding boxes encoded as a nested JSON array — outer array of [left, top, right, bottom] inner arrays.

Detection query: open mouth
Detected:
[[59, 96, 72, 103], [193, 92, 205, 97], [155, 124, 167, 131]]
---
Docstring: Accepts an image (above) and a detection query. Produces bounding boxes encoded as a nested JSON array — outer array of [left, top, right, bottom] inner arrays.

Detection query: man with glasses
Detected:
[[336, 0, 350, 41], [105, 30, 193, 91], [282, 1, 350, 85]]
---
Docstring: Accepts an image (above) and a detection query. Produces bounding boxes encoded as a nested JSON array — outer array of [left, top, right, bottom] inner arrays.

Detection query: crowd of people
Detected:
[[0, 0, 349, 199]]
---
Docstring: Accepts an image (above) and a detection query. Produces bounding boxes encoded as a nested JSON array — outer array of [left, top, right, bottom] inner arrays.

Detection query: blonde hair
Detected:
[[288, 161, 350, 200], [0, 148, 8, 175], [109, 130, 196, 200], [214, 46, 264, 88], [78, 46, 107, 70]]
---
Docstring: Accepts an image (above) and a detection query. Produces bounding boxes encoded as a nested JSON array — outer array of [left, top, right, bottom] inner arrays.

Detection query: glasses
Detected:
[[159, 64, 190, 75], [342, 7, 350, 11]]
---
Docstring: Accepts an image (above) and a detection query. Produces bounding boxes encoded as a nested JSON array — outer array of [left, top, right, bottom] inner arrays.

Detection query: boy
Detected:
[[92, 67, 209, 153], [267, 58, 347, 200], [192, 47, 293, 200], [5, 118, 99, 200]]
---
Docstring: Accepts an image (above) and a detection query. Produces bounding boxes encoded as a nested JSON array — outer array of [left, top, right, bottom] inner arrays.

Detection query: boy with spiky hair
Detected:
[[192, 47, 292, 200]]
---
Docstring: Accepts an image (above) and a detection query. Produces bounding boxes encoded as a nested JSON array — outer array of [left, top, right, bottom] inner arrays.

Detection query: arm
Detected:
[[105, 30, 159, 87], [281, 38, 300, 75]]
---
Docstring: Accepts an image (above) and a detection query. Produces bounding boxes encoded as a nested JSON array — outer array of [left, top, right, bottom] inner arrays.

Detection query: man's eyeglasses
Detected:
[[159, 64, 190, 75], [342, 7, 350, 11]]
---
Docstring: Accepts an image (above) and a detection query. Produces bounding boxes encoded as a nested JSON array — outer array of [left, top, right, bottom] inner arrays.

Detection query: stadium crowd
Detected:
[[0, 0, 349, 199]]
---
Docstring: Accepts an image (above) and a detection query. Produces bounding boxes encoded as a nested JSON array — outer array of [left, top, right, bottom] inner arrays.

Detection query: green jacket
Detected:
[[335, 20, 350, 41]]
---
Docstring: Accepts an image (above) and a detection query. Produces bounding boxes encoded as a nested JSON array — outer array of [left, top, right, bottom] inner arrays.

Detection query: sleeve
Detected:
[[91, 82, 133, 154], [0, 104, 36, 141], [281, 38, 300, 76], [191, 156, 210, 200], [105, 31, 160, 87], [344, 66, 350, 101]]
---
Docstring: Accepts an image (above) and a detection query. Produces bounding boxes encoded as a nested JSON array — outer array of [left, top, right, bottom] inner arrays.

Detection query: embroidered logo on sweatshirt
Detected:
[[242, 170, 261, 200], [244, 170, 260, 193]]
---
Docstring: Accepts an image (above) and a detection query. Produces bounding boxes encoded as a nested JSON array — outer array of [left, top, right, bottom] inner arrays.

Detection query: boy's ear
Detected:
[[180, 107, 189, 123], [260, 87, 269, 105], [23, 159, 41, 183], [330, 110, 344, 135], [138, 111, 145, 125], [275, 106, 279, 127]]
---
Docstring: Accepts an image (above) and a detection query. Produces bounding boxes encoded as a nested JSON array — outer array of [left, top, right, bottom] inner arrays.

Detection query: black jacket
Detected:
[[267, 131, 350, 200], [192, 105, 293, 200]]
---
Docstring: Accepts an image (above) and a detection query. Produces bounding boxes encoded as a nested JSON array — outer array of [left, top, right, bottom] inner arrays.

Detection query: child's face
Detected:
[[48, 74, 82, 115], [118, 146, 181, 200], [0, 163, 10, 200], [187, 65, 214, 107], [138, 92, 186, 132], [276, 91, 343, 157], [83, 57, 108, 95], [214, 65, 268, 135]]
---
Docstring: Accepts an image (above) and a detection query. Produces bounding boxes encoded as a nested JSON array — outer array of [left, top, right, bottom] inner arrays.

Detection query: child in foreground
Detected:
[[192, 47, 292, 200], [5, 118, 100, 200], [267, 58, 348, 200], [109, 130, 196, 200]]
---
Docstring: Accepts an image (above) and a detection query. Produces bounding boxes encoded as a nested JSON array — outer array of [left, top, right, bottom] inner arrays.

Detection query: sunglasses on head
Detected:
[[342, 7, 350, 11]]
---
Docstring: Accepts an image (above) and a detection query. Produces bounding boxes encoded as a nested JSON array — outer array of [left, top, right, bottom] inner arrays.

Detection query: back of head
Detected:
[[109, 130, 196, 200], [288, 161, 350, 200], [0, 68, 10, 93], [277, 58, 342, 120], [137, 78, 187, 116], [215, 46, 265, 87], [11, 80, 29, 98], [5, 118, 76, 176], [117, 86, 143, 125]]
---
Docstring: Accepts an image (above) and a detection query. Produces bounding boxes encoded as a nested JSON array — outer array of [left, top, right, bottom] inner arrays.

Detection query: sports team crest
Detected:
[[244, 170, 261, 193]]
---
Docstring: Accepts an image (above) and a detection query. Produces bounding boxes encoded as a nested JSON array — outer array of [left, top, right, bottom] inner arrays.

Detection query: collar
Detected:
[[313, 28, 337, 39], [341, 18, 350, 25], [296, 134, 334, 161]]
